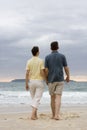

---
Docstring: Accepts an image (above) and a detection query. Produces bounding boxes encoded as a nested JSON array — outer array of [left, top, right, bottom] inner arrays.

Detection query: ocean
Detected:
[[0, 81, 87, 106]]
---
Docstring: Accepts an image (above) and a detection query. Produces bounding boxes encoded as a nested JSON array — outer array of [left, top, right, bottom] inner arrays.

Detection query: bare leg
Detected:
[[31, 107, 37, 120], [35, 110, 38, 119], [51, 95, 55, 118], [54, 94, 61, 120]]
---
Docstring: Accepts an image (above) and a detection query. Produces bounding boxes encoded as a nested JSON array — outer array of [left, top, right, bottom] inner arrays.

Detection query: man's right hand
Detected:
[[65, 76, 70, 82]]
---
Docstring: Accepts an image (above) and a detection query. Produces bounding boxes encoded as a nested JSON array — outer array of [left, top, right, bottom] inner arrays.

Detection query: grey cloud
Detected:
[[0, 0, 87, 80]]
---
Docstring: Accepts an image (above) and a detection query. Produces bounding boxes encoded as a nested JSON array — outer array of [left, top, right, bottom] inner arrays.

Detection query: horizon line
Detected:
[[0, 76, 87, 82]]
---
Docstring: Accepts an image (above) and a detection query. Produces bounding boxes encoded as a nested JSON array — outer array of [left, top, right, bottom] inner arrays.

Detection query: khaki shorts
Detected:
[[48, 82, 64, 95]]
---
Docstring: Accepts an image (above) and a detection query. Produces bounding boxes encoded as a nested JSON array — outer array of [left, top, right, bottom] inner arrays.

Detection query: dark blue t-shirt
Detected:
[[45, 51, 67, 83]]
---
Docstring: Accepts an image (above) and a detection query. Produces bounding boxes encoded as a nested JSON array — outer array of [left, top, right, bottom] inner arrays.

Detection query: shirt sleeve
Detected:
[[45, 56, 48, 68], [40, 60, 45, 70], [26, 61, 30, 70], [63, 55, 68, 67]]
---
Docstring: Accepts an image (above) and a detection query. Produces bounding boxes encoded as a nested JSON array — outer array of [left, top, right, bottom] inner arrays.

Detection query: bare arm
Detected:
[[44, 68, 49, 84], [64, 66, 70, 82], [25, 70, 29, 91]]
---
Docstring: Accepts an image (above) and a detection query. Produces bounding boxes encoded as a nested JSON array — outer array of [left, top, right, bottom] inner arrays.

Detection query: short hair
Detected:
[[31, 46, 39, 56], [51, 41, 59, 50]]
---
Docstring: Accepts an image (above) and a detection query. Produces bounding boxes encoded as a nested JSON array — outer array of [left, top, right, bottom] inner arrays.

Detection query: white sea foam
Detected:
[[62, 92, 87, 105], [0, 91, 87, 105]]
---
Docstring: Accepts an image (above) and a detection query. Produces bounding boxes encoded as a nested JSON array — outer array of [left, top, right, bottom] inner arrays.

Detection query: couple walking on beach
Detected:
[[25, 41, 70, 120]]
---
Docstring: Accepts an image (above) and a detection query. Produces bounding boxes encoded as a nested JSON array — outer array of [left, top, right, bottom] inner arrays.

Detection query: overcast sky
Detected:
[[0, 0, 87, 81]]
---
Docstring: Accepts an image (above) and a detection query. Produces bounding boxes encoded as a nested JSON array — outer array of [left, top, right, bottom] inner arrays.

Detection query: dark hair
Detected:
[[51, 41, 59, 50], [31, 46, 39, 56]]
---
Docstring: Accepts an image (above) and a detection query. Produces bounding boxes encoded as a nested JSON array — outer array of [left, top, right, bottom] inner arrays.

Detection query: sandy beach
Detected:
[[0, 105, 87, 130]]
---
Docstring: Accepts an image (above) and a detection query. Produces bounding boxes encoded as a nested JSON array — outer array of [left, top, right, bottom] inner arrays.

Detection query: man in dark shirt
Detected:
[[45, 41, 70, 120]]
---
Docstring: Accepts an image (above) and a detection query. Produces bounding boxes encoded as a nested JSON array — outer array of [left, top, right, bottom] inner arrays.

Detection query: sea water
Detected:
[[0, 81, 87, 106]]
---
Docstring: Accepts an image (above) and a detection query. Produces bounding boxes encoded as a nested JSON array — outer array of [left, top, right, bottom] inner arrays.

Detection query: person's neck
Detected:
[[33, 54, 39, 57], [33, 55, 38, 57], [52, 50, 58, 52]]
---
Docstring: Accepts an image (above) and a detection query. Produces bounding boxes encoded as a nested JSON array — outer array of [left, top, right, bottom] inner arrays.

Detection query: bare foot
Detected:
[[31, 117, 37, 120], [54, 116, 61, 120], [54, 117, 60, 120]]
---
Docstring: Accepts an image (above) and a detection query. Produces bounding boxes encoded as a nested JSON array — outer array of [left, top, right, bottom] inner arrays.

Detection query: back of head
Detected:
[[51, 41, 59, 50], [31, 46, 39, 56]]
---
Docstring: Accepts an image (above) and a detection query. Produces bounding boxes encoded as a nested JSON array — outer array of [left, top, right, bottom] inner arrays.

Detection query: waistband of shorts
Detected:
[[48, 81, 64, 84]]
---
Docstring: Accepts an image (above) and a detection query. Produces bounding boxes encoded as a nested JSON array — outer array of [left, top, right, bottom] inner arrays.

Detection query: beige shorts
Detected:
[[48, 82, 64, 95]]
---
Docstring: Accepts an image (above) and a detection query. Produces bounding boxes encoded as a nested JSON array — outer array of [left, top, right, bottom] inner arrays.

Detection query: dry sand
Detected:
[[0, 105, 87, 130]]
